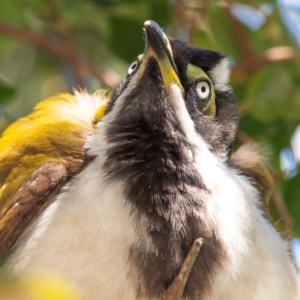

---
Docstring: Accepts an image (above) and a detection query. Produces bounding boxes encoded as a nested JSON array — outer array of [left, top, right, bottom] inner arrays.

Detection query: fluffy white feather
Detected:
[[208, 58, 231, 92], [5, 88, 299, 300]]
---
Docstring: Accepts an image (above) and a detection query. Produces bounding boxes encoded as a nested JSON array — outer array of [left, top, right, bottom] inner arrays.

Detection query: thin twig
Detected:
[[219, 0, 294, 77], [0, 21, 120, 87], [162, 237, 203, 300], [0, 21, 66, 59], [232, 47, 294, 79]]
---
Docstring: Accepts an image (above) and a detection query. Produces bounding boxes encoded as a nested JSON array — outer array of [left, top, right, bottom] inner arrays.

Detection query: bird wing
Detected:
[[228, 143, 274, 214], [0, 90, 110, 259]]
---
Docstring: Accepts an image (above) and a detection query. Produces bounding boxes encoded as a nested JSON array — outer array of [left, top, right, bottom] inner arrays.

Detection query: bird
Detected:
[[0, 20, 299, 300]]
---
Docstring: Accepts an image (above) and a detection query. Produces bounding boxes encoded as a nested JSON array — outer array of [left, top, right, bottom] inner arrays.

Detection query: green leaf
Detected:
[[208, 4, 243, 60], [148, 0, 171, 29], [108, 17, 144, 62], [106, 0, 171, 62], [0, 0, 24, 25], [109, 2, 148, 21], [192, 29, 219, 51], [88, 0, 119, 7], [281, 173, 300, 237], [0, 84, 16, 105], [245, 64, 300, 122], [63, 2, 108, 35]]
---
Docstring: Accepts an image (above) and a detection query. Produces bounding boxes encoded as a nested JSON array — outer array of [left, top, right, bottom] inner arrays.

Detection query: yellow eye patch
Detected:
[[187, 64, 216, 116]]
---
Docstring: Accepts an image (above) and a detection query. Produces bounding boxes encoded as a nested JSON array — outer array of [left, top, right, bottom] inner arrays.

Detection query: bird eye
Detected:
[[128, 60, 139, 75], [196, 80, 210, 100]]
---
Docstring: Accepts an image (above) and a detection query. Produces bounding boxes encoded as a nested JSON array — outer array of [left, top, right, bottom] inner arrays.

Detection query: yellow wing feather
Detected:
[[0, 90, 109, 257]]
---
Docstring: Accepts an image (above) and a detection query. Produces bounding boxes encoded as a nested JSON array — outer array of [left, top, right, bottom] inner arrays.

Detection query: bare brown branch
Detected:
[[232, 47, 294, 79], [162, 237, 203, 300], [0, 21, 66, 59], [0, 21, 120, 87], [236, 130, 255, 144]]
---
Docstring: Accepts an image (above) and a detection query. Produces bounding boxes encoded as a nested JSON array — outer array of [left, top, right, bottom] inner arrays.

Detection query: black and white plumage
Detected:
[[2, 20, 299, 299]]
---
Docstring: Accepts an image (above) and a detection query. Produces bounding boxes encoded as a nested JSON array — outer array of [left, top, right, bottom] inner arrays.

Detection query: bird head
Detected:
[[104, 20, 239, 159], [87, 21, 241, 296]]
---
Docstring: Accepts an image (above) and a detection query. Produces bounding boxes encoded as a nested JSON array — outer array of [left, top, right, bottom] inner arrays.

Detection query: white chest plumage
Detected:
[[8, 166, 141, 299], [6, 115, 298, 299]]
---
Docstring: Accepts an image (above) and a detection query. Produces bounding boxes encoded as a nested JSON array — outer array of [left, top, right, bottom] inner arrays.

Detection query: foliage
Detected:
[[0, 0, 299, 237]]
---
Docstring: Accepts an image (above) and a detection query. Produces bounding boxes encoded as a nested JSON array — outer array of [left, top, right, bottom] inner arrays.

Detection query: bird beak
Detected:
[[138, 20, 183, 93]]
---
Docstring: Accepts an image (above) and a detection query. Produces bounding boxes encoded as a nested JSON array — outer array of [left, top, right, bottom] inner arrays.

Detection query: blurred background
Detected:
[[0, 0, 299, 280]]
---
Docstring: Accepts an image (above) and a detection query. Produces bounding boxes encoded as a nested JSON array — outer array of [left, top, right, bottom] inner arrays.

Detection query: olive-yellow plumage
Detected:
[[0, 90, 109, 258]]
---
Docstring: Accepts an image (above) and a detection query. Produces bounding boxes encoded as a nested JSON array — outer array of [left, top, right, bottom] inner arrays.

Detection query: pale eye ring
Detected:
[[196, 80, 210, 100], [128, 60, 139, 75]]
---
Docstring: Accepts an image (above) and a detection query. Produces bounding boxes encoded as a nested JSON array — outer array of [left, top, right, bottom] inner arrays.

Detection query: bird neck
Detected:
[[95, 110, 226, 298]]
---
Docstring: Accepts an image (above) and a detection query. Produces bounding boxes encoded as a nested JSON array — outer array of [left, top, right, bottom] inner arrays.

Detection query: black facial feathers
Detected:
[[101, 39, 237, 298], [169, 39, 239, 155]]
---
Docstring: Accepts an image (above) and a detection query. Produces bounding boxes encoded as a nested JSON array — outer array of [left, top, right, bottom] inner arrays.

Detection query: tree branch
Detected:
[[0, 21, 120, 87], [218, 0, 295, 78], [0, 21, 66, 59], [232, 47, 294, 79], [162, 237, 203, 300]]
